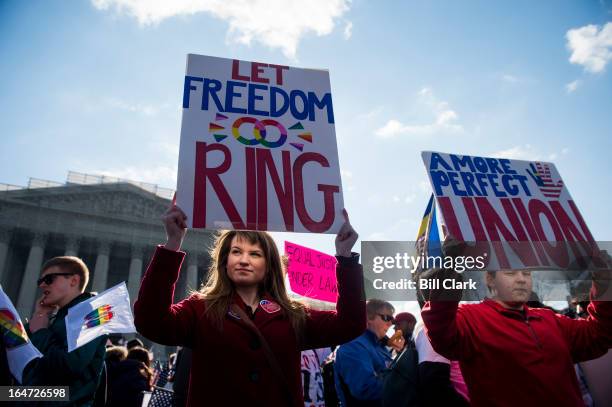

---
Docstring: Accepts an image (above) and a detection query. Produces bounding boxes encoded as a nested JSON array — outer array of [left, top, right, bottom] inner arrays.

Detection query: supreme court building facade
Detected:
[[0, 172, 214, 341]]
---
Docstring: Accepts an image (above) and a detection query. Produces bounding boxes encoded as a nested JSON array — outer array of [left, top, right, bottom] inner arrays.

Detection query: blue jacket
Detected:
[[334, 330, 392, 405]]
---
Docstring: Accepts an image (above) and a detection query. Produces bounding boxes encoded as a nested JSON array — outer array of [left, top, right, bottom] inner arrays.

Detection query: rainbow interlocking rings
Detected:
[[232, 117, 288, 148]]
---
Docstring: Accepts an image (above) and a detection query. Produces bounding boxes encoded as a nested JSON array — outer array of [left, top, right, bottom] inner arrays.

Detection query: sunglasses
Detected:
[[378, 313, 395, 323], [37, 273, 75, 286]]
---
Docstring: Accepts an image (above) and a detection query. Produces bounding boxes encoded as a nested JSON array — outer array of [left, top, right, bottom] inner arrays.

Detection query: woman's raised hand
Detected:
[[162, 202, 188, 251], [335, 209, 358, 257]]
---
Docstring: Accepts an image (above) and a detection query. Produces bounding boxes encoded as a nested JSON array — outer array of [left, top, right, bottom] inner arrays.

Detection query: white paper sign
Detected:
[[177, 54, 344, 233], [66, 282, 135, 352], [422, 151, 598, 270]]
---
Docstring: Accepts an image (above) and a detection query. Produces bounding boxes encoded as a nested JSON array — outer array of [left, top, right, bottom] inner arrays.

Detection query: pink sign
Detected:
[[285, 241, 338, 303]]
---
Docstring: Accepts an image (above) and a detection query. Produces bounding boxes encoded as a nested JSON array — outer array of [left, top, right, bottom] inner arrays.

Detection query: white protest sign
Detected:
[[422, 151, 598, 270], [66, 282, 135, 352], [177, 54, 344, 233]]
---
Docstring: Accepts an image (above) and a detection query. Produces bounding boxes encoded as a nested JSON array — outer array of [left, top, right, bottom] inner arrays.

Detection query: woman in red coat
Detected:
[[134, 205, 365, 406]]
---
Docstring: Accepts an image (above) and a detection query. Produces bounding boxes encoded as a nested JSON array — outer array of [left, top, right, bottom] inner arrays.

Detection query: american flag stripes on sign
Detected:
[[531, 162, 564, 198]]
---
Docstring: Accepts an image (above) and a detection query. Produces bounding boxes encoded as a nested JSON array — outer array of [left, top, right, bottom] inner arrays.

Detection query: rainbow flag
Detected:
[[0, 286, 42, 383], [66, 282, 135, 352], [82, 305, 114, 329], [0, 308, 28, 348]]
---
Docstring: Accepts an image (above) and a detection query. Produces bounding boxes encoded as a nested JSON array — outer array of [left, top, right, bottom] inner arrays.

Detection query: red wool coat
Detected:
[[134, 246, 365, 407], [422, 296, 612, 407]]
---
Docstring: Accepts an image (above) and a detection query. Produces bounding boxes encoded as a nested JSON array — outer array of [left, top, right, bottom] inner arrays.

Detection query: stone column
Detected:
[[91, 240, 111, 293], [16, 232, 47, 317], [127, 245, 144, 307], [0, 228, 11, 284], [186, 253, 199, 295], [64, 236, 81, 257]]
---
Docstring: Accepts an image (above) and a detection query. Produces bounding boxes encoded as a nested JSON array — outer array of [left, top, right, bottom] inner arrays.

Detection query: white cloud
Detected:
[[367, 195, 383, 205], [375, 119, 461, 138], [419, 180, 432, 194], [91, 0, 351, 59], [497, 73, 539, 86], [418, 87, 431, 96], [490, 144, 570, 162], [436, 110, 458, 125], [566, 22, 612, 73], [501, 74, 520, 83], [343, 21, 353, 40], [357, 106, 384, 121], [375, 87, 463, 138], [565, 80, 581, 93], [367, 218, 418, 241], [151, 141, 180, 160], [341, 169, 355, 191], [97, 166, 177, 187], [404, 194, 416, 204], [491, 144, 540, 161], [367, 232, 388, 240], [375, 119, 406, 137], [548, 148, 570, 161], [58, 91, 173, 117], [105, 98, 163, 116]]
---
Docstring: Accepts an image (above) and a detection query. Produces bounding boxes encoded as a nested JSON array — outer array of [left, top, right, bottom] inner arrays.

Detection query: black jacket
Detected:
[[107, 359, 150, 407]]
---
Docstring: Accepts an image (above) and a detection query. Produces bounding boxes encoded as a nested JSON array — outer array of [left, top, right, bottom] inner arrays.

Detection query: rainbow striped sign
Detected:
[[0, 308, 28, 348], [82, 304, 114, 329]]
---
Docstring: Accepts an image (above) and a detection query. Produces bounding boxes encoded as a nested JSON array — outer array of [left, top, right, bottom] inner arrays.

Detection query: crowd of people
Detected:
[[4, 203, 611, 407]]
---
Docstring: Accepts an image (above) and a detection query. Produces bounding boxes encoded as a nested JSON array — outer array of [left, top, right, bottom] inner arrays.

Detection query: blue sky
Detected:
[[1, 0, 611, 258]]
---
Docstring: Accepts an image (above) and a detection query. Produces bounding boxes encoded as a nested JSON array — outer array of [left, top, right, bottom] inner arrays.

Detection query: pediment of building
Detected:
[[1, 183, 170, 219]]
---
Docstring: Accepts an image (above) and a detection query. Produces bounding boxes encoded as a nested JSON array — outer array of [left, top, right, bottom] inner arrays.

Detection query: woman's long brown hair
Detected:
[[197, 230, 306, 335]]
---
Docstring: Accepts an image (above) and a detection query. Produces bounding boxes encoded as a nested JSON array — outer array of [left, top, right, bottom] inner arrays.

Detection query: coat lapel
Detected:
[[226, 292, 285, 333]]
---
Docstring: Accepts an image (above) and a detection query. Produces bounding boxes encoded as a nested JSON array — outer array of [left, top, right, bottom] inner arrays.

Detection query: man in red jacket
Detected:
[[421, 253, 612, 407]]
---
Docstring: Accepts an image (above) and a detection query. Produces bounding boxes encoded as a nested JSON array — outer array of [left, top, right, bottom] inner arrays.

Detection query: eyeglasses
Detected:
[[378, 313, 395, 323], [37, 273, 75, 286]]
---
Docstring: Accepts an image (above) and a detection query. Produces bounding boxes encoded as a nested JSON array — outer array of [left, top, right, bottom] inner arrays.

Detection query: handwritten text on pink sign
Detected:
[[285, 241, 338, 303]]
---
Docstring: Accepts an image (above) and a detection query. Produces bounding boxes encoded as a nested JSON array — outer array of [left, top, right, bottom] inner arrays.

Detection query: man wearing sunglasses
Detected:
[[22, 256, 107, 406], [334, 299, 404, 406]]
